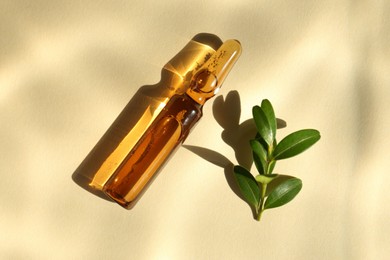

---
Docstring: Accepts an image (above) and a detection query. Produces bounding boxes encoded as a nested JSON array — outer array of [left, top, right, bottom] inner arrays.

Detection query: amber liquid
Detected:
[[71, 88, 169, 199], [103, 94, 202, 208]]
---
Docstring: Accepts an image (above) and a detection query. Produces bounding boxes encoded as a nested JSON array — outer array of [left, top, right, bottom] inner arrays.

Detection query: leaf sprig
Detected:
[[233, 100, 320, 221]]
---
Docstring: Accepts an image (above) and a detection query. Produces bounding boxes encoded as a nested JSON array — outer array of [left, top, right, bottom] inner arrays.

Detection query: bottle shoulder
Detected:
[[137, 70, 188, 99]]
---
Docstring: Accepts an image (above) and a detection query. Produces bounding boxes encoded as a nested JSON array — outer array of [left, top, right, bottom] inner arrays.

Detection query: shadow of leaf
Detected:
[[185, 91, 289, 218], [183, 145, 244, 201], [213, 91, 257, 169]]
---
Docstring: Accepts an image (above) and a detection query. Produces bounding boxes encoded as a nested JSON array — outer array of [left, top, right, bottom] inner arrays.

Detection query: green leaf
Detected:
[[233, 165, 260, 207], [261, 99, 276, 140], [252, 106, 273, 146], [253, 153, 264, 176], [250, 139, 267, 175], [255, 174, 278, 184], [273, 129, 321, 160], [264, 178, 302, 209]]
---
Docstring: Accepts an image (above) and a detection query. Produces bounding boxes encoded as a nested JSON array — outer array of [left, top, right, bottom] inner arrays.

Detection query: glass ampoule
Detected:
[[103, 40, 242, 208], [72, 34, 223, 199]]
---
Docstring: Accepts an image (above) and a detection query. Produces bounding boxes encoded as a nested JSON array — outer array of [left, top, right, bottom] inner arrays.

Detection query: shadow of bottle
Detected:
[[184, 90, 287, 218]]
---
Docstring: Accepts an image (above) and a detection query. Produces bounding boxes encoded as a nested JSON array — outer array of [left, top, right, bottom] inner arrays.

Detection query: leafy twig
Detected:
[[233, 100, 320, 221]]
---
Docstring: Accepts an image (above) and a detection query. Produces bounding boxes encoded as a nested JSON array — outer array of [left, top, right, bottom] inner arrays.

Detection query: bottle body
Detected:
[[103, 94, 202, 208], [102, 39, 242, 208], [72, 36, 219, 198]]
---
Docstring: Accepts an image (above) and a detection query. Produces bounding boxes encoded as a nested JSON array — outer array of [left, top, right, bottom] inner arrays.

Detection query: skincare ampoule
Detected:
[[103, 40, 242, 208], [73, 34, 223, 199]]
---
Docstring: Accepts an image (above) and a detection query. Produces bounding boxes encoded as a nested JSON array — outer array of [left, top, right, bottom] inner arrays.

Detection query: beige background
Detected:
[[1, 0, 389, 259]]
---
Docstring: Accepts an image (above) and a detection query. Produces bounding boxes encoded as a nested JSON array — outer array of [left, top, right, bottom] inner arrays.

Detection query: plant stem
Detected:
[[256, 183, 268, 221], [256, 143, 274, 221], [256, 208, 263, 221]]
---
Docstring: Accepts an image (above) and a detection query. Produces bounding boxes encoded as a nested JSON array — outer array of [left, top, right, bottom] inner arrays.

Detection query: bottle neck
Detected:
[[186, 69, 219, 105], [163, 40, 216, 80]]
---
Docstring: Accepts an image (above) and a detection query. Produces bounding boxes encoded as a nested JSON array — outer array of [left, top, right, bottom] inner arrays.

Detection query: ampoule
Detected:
[[72, 34, 223, 199], [103, 40, 242, 208]]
